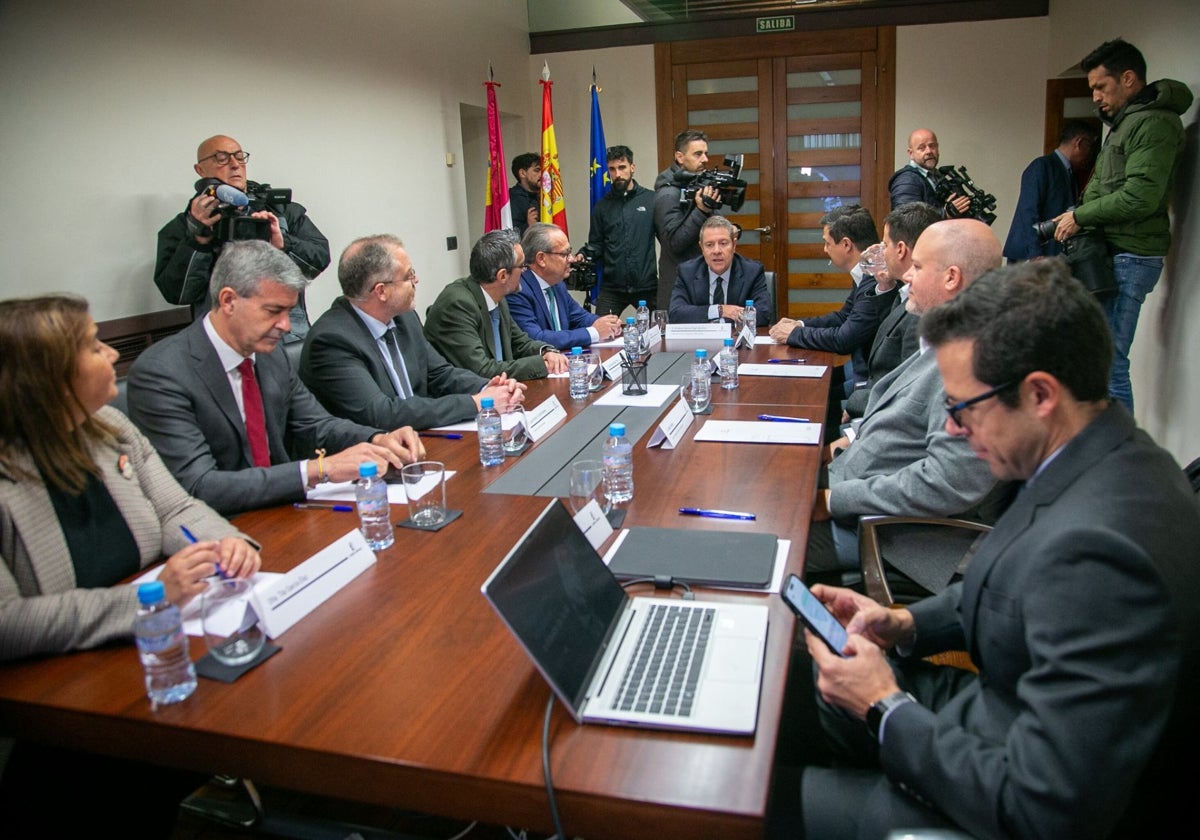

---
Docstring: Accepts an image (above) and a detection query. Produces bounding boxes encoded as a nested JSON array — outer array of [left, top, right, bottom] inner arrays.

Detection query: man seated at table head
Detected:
[[509, 223, 623, 350], [300, 235, 525, 431], [423, 229, 569, 380], [128, 240, 424, 516], [792, 259, 1200, 840], [668, 215, 772, 327], [807, 219, 1007, 586], [769, 204, 890, 388]]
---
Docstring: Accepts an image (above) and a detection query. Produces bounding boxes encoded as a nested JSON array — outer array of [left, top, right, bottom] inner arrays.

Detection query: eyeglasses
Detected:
[[944, 380, 1017, 427], [198, 150, 250, 165], [547, 249, 573, 259]]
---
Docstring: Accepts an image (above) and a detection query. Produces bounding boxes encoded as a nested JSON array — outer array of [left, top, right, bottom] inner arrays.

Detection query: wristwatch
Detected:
[[866, 690, 916, 739]]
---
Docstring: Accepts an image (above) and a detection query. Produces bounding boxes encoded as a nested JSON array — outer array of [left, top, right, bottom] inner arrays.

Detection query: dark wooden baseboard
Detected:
[[97, 308, 192, 378]]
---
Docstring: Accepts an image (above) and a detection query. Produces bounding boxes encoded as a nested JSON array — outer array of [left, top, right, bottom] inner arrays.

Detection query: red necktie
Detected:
[[238, 358, 271, 468]]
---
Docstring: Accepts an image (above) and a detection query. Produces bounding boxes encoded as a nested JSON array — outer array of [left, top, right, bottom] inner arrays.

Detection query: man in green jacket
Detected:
[[1053, 38, 1192, 414]]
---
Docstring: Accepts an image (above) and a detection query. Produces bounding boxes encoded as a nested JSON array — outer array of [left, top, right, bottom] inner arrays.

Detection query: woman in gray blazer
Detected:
[[0, 295, 261, 663]]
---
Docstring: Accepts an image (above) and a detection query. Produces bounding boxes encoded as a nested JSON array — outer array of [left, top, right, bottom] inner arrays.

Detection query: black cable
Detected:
[[542, 694, 565, 840], [619, 575, 694, 599]]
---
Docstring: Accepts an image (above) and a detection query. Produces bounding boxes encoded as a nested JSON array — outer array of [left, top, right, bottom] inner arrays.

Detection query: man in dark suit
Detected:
[[768, 204, 891, 387], [509, 223, 622, 350], [668, 215, 772, 327], [128, 240, 423, 516], [1002, 120, 1097, 262], [792, 259, 1200, 839], [424, 230, 569, 380], [844, 202, 941, 423], [300, 235, 526, 430]]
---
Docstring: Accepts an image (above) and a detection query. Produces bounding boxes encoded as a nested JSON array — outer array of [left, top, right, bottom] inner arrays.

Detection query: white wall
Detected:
[[0, 0, 533, 322]]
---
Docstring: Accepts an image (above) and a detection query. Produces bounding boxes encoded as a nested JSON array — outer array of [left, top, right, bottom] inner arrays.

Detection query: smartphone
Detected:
[[782, 574, 849, 656]]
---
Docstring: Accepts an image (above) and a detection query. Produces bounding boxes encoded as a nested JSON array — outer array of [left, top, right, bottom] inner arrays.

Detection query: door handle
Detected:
[[751, 225, 772, 243]]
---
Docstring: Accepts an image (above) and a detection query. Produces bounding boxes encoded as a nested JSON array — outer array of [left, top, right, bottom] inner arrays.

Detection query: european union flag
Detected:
[[588, 83, 608, 301]]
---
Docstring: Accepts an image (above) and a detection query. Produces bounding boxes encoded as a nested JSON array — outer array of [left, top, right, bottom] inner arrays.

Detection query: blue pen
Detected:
[[293, 502, 354, 512], [181, 525, 230, 578], [679, 507, 757, 521], [758, 414, 811, 423], [419, 432, 464, 440], [767, 358, 807, 364]]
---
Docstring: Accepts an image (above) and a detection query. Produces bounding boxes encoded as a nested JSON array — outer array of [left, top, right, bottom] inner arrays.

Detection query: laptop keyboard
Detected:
[[612, 603, 715, 717]]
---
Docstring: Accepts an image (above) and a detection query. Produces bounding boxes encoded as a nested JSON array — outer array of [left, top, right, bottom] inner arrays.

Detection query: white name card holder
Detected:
[[646, 399, 695, 449], [665, 323, 731, 340], [526, 395, 567, 442]]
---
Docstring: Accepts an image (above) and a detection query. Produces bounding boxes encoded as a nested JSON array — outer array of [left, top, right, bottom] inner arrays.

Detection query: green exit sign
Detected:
[[757, 15, 795, 33]]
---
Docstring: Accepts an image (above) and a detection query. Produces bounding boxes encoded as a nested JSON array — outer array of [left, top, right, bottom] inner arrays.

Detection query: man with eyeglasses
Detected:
[[509, 223, 623, 350], [788, 259, 1200, 840], [154, 134, 330, 341], [299, 235, 525, 430], [806, 219, 1007, 588]]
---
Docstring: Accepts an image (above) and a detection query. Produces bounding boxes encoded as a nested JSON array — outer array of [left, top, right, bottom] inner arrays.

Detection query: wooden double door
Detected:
[[655, 27, 895, 320]]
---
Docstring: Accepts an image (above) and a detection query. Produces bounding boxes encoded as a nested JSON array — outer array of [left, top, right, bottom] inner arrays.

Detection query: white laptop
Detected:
[[481, 499, 769, 735]]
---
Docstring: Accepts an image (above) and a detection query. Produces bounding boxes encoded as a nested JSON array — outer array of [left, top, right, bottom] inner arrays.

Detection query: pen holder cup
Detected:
[[621, 362, 648, 396]]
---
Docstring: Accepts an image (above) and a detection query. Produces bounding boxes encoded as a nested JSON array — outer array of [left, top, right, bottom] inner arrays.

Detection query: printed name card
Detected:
[[526, 395, 567, 441], [665, 323, 731, 340], [251, 530, 376, 639], [638, 325, 661, 346], [601, 352, 625, 381], [572, 499, 614, 550], [737, 363, 828, 378], [646, 399, 695, 449], [735, 322, 756, 349]]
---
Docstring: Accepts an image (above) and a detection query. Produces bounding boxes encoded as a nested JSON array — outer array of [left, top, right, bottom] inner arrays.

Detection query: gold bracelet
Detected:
[[315, 448, 328, 484]]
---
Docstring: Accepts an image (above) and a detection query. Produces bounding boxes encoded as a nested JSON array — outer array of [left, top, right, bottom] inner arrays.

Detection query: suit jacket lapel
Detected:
[[188, 323, 255, 468]]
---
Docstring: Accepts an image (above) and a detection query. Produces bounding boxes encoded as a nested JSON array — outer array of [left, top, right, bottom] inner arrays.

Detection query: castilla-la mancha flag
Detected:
[[483, 76, 512, 233], [538, 62, 567, 236]]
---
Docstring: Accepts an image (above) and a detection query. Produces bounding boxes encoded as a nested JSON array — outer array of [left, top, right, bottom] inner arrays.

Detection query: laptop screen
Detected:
[[482, 500, 627, 711]]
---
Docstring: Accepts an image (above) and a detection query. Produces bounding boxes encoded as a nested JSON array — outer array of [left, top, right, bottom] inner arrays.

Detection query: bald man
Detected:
[[808, 219, 1009, 585], [154, 134, 330, 341], [888, 129, 971, 216]]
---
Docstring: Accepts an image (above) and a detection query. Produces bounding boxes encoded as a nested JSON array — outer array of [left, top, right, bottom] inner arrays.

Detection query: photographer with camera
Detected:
[[585, 145, 658, 317], [889, 129, 973, 218], [154, 135, 330, 341], [653, 129, 725, 311]]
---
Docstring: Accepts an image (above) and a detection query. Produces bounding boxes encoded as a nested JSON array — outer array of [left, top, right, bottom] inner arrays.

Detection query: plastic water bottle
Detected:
[[134, 580, 197, 707], [355, 461, 394, 550], [743, 299, 757, 335], [719, 337, 739, 390], [623, 316, 641, 361], [635, 299, 651, 337], [692, 348, 711, 405], [568, 346, 588, 400], [602, 422, 634, 504], [477, 396, 504, 466]]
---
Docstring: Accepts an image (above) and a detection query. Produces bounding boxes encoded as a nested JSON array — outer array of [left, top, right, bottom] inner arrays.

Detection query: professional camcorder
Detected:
[[680, 154, 748, 212], [568, 245, 599, 307], [193, 178, 295, 243], [930, 165, 997, 225]]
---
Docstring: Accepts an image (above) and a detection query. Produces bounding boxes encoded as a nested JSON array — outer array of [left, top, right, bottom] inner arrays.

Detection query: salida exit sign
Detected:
[[757, 15, 795, 33]]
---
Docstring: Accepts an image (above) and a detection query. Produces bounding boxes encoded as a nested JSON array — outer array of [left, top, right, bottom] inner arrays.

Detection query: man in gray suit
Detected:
[[128, 240, 423, 516], [807, 219, 1005, 585], [300, 234, 525, 430], [793, 260, 1200, 839]]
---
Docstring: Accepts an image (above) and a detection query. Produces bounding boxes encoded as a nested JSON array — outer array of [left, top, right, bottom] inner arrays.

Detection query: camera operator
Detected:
[[653, 129, 725, 312], [889, 128, 972, 217], [154, 135, 330, 341]]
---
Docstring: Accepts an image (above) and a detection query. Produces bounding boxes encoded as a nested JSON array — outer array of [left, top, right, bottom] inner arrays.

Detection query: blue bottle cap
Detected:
[[638, 300, 646, 307], [626, 317, 635, 325], [695, 349, 707, 359], [137, 580, 166, 606], [609, 422, 626, 437], [746, 299, 753, 307], [480, 396, 495, 409], [571, 347, 583, 355], [358, 461, 379, 478], [724, 337, 734, 346]]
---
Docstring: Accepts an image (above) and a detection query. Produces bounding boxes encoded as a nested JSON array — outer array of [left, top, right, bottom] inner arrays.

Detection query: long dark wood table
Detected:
[[0, 337, 835, 840]]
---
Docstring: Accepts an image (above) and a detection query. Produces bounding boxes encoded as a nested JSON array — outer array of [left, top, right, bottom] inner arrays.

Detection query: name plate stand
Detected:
[[647, 399, 696, 449]]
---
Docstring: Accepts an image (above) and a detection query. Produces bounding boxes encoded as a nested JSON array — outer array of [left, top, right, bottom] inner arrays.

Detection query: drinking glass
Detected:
[[858, 242, 890, 284], [652, 309, 668, 338], [568, 459, 609, 515], [680, 372, 711, 414], [501, 405, 529, 455], [201, 578, 265, 666], [584, 349, 605, 391], [400, 460, 447, 526]]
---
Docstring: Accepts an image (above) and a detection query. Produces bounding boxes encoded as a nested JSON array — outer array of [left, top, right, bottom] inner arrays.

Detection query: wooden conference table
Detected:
[[0, 336, 836, 840]]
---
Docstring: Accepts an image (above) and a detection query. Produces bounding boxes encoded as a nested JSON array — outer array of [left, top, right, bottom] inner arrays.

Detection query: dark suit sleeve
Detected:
[[668, 262, 714, 324], [654, 185, 709, 262], [508, 280, 595, 350], [1003, 158, 1049, 261], [888, 532, 1180, 839], [788, 281, 896, 354], [889, 168, 931, 210], [154, 212, 215, 306], [425, 282, 548, 381], [279, 203, 330, 279]]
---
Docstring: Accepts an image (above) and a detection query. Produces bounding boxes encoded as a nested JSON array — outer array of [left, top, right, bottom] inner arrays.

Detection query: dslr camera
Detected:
[[680, 154, 748, 212], [193, 178, 294, 243], [930, 165, 998, 225]]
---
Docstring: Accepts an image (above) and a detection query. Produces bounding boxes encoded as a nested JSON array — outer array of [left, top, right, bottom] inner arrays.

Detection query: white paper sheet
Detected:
[[737, 363, 827, 378], [693, 420, 821, 445]]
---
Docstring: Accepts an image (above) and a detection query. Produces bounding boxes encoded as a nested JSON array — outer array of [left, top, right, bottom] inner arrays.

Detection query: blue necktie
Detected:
[[544, 288, 561, 330], [490, 308, 504, 362]]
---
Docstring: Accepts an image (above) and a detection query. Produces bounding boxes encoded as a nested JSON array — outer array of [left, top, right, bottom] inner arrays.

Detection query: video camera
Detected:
[[568, 245, 599, 308], [680, 154, 747, 212], [930, 165, 997, 225], [193, 178, 294, 243]]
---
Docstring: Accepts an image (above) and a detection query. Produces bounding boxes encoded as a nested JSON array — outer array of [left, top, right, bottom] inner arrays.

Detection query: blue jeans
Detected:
[[1103, 254, 1162, 414]]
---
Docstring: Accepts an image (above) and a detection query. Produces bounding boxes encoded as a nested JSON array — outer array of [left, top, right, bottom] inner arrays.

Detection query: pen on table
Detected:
[[758, 414, 811, 423], [419, 432, 463, 440], [181, 525, 231, 578], [767, 358, 807, 364], [293, 502, 354, 512], [679, 507, 757, 521]]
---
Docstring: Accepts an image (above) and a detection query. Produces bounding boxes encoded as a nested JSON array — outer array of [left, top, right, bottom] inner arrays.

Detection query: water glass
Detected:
[[652, 309, 668, 338], [201, 578, 266, 666], [501, 405, 529, 455], [858, 242, 889, 284], [401, 460, 447, 526], [680, 372, 711, 413], [568, 459, 609, 515], [584, 349, 605, 391]]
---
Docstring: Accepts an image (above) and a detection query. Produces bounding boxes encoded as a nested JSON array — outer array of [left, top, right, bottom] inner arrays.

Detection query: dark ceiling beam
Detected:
[[530, 0, 1048, 54]]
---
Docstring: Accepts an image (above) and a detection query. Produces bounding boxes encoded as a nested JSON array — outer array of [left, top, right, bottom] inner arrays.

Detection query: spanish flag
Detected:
[[538, 62, 567, 235]]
